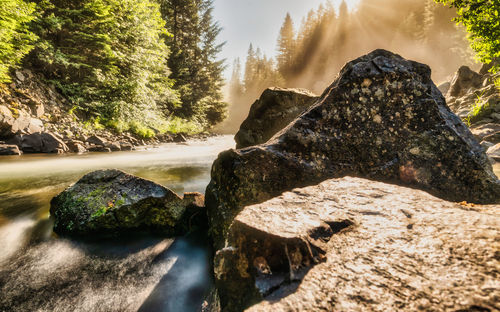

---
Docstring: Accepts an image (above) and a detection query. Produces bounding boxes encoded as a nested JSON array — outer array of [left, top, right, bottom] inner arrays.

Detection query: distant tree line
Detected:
[[225, 0, 481, 132], [0, 0, 226, 137]]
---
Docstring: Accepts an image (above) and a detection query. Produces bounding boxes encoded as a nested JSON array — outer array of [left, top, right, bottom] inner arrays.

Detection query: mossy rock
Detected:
[[50, 169, 205, 237]]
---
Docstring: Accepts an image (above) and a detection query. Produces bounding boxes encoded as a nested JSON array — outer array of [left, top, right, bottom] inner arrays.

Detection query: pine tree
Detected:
[[159, 0, 226, 127], [276, 13, 296, 80], [159, 0, 202, 118], [244, 44, 257, 90], [29, 0, 177, 135], [229, 58, 244, 104], [0, 0, 36, 83], [197, 0, 227, 125]]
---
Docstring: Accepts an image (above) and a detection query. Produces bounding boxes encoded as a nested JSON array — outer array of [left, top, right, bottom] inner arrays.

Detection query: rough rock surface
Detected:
[[445, 66, 499, 123], [20, 132, 69, 153], [444, 64, 500, 157], [234, 88, 318, 149], [50, 169, 206, 237], [214, 177, 500, 312], [446, 65, 483, 98], [0, 104, 44, 137], [206, 49, 500, 247]]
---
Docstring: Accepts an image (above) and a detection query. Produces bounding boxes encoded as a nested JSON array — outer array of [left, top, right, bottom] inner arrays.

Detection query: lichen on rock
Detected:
[[50, 169, 205, 237], [206, 49, 500, 250]]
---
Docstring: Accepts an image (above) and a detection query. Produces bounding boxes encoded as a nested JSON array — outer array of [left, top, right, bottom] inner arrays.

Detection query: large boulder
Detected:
[[446, 65, 483, 98], [50, 169, 206, 237], [234, 88, 318, 149], [206, 49, 500, 248], [214, 177, 499, 311], [20, 132, 69, 153]]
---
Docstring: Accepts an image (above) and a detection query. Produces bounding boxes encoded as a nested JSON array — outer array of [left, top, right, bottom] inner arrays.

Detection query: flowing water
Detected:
[[0, 136, 235, 312]]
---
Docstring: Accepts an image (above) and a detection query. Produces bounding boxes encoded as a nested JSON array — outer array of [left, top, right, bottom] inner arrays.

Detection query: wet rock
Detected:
[[234, 88, 318, 149], [20, 132, 69, 154], [50, 169, 207, 237], [106, 141, 121, 151], [86, 135, 107, 146], [214, 177, 499, 312], [66, 140, 87, 154], [206, 49, 500, 248], [0, 144, 22, 155], [173, 133, 187, 143], [447, 65, 483, 98], [88, 145, 111, 153], [120, 142, 134, 151]]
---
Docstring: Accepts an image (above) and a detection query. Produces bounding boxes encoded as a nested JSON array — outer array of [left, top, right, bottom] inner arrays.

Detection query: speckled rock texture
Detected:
[[50, 169, 205, 237], [214, 177, 500, 312], [234, 88, 318, 149], [206, 49, 500, 248]]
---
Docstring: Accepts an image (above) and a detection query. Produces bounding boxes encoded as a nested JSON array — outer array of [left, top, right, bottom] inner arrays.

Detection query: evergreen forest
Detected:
[[0, 0, 226, 136]]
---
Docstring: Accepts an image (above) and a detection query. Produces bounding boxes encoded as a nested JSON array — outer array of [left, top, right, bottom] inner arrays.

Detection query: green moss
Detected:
[[91, 206, 108, 218]]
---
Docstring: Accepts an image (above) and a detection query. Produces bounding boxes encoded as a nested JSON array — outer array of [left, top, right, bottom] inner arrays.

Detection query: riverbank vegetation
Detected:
[[0, 0, 226, 137]]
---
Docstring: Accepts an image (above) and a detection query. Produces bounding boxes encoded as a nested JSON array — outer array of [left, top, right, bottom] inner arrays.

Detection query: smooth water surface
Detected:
[[0, 136, 235, 312]]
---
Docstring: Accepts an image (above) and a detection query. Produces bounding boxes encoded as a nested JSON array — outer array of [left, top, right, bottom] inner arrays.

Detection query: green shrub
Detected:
[[0, 0, 36, 83]]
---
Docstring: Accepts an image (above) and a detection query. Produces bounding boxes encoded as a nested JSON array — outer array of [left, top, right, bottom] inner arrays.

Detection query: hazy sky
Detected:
[[213, 0, 360, 77]]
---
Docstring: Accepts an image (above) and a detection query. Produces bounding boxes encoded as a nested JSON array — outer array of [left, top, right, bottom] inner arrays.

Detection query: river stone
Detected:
[[487, 143, 500, 162], [447, 65, 483, 98], [206, 49, 500, 248], [86, 135, 107, 146], [66, 140, 87, 154], [214, 177, 500, 312], [20, 132, 69, 154], [234, 88, 318, 149], [50, 169, 206, 237]]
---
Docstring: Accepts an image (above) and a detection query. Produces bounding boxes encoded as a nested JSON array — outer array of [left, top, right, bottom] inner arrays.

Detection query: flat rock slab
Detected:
[[214, 177, 500, 312], [50, 169, 205, 237]]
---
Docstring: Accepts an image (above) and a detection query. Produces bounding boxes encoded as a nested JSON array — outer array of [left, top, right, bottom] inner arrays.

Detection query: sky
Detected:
[[213, 0, 360, 78]]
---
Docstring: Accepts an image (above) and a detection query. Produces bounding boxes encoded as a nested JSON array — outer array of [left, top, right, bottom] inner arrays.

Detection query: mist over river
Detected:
[[0, 136, 235, 312]]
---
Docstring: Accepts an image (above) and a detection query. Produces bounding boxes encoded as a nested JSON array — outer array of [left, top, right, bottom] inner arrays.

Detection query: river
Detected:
[[0, 135, 235, 312]]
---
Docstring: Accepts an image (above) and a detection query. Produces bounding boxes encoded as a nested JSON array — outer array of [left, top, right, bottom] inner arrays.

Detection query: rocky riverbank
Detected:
[[439, 62, 500, 160], [43, 50, 500, 312], [206, 50, 500, 311], [0, 70, 208, 155]]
